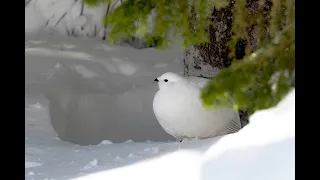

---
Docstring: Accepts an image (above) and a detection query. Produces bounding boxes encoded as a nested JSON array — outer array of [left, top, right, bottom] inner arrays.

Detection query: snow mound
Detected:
[[72, 89, 295, 180], [201, 89, 295, 180]]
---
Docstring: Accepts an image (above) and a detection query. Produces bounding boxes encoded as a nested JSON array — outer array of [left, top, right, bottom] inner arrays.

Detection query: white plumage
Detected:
[[153, 72, 241, 141]]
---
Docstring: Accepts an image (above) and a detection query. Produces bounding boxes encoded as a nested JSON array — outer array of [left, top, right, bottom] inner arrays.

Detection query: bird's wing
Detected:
[[186, 76, 211, 88]]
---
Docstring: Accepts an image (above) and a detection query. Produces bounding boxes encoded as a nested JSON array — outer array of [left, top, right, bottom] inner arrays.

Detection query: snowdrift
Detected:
[[72, 89, 295, 180]]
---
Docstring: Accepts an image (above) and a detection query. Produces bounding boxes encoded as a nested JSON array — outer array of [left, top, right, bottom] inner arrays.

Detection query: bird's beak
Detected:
[[154, 78, 159, 82]]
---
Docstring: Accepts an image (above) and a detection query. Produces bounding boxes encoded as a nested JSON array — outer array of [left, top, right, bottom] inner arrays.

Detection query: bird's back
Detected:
[[186, 76, 210, 88]]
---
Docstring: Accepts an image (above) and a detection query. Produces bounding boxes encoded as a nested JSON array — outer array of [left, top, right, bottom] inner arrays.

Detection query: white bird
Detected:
[[153, 72, 241, 141]]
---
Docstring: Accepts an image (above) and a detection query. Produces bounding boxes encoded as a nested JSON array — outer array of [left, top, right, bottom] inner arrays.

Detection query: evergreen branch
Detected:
[[256, 0, 267, 48], [270, 0, 283, 39], [201, 24, 295, 113]]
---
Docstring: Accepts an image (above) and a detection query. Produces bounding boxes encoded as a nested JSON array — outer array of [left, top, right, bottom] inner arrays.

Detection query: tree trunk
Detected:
[[184, 0, 272, 127]]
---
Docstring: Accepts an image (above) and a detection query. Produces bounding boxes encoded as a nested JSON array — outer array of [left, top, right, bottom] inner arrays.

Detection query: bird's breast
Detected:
[[154, 90, 193, 112], [153, 88, 202, 125]]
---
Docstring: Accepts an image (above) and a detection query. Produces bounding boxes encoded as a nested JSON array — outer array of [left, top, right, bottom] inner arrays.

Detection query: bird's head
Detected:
[[154, 72, 184, 90]]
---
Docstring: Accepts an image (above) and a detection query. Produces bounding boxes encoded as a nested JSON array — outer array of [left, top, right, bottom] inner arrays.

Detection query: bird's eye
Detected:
[[164, 79, 168, 82]]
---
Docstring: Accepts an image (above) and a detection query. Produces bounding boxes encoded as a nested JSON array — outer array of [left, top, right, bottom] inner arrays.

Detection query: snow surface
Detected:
[[68, 89, 295, 180], [25, 34, 200, 179], [25, 34, 186, 145], [25, 3, 295, 174], [25, 0, 220, 77], [26, 1, 294, 179], [25, 34, 294, 180], [25, 0, 113, 38], [25, 0, 151, 49]]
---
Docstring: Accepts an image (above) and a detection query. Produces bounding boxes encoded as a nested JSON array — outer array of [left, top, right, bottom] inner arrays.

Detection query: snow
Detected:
[[26, 34, 188, 179], [25, 34, 295, 180], [25, 23, 294, 180], [25, 0, 107, 37], [68, 89, 295, 180], [25, 0, 151, 49], [25, 0, 220, 78], [99, 140, 113, 145]]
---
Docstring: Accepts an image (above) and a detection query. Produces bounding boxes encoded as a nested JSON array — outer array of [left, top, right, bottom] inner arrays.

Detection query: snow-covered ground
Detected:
[[25, 34, 209, 179], [25, 0, 110, 38], [25, 1, 294, 179], [25, 33, 188, 144], [70, 89, 295, 180], [25, 34, 295, 180]]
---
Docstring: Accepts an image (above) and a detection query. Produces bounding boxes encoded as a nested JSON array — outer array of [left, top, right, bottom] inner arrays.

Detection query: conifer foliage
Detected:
[[84, 0, 295, 116], [202, 0, 295, 115]]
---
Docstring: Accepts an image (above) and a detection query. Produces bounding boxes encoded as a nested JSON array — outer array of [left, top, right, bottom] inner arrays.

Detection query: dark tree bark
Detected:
[[185, 0, 273, 127]]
